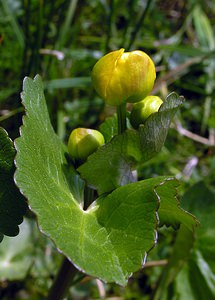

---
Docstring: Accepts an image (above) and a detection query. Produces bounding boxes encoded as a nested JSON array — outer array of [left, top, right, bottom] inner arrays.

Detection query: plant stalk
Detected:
[[127, 0, 152, 50], [47, 257, 78, 300], [117, 103, 127, 134]]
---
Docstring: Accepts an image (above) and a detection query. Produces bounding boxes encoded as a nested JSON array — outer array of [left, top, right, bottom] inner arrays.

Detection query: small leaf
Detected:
[[99, 114, 118, 142], [79, 131, 137, 193], [156, 179, 199, 231], [152, 178, 199, 299], [0, 127, 26, 240], [137, 92, 184, 162], [78, 93, 184, 194]]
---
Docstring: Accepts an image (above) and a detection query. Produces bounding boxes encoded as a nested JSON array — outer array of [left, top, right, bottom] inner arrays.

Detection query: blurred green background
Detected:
[[0, 0, 214, 299]]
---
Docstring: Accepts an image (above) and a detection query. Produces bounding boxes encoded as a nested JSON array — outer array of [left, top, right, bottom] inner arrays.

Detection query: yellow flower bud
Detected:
[[91, 48, 156, 106], [68, 128, 105, 163], [130, 95, 163, 128]]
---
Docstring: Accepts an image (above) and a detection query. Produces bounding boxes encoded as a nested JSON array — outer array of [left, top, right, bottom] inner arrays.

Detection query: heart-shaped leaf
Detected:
[[15, 75, 197, 285], [0, 127, 26, 241]]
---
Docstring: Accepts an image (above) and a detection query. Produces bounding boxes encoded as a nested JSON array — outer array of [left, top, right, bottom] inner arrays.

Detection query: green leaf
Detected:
[[188, 250, 215, 299], [157, 182, 215, 299], [180, 182, 215, 298], [172, 247, 215, 300], [15, 75, 190, 285], [0, 127, 26, 240], [99, 114, 118, 142], [79, 130, 138, 194], [138, 92, 184, 163], [44, 77, 91, 90], [78, 93, 184, 194], [153, 225, 196, 300], [181, 182, 215, 270], [99, 114, 132, 142], [174, 264, 196, 300], [156, 180, 199, 231], [193, 5, 215, 50]]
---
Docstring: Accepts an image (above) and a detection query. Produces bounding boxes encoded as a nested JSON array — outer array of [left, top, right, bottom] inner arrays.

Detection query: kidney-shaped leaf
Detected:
[[14, 75, 193, 285]]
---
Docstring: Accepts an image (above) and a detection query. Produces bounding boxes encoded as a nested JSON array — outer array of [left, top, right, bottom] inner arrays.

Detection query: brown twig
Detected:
[[153, 57, 201, 94], [173, 121, 215, 146], [96, 279, 106, 299], [144, 259, 168, 268]]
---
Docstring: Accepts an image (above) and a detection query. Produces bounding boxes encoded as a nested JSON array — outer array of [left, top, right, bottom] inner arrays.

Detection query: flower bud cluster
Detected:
[[68, 49, 162, 162]]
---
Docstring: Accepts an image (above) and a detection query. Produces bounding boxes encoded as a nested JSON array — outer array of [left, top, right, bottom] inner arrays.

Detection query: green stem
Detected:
[[117, 103, 127, 134], [47, 257, 78, 300], [56, 0, 79, 49], [0, 107, 24, 122], [57, 110, 66, 141], [127, 0, 152, 50], [105, 0, 114, 52]]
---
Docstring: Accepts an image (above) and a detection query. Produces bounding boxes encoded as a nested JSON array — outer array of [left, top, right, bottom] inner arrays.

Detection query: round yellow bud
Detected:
[[130, 95, 163, 128], [91, 48, 156, 106], [68, 128, 105, 163]]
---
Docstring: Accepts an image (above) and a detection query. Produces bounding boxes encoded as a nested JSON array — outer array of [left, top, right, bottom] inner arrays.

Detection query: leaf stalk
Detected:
[[117, 103, 127, 134], [47, 257, 78, 300]]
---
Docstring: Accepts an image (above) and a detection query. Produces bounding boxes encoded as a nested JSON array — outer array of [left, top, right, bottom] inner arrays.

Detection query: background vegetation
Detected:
[[0, 0, 214, 299]]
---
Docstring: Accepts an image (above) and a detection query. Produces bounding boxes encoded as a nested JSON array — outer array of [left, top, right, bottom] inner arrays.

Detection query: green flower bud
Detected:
[[130, 95, 163, 129], [68, 128, 105, 163], [91, 48, 156, 106]]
